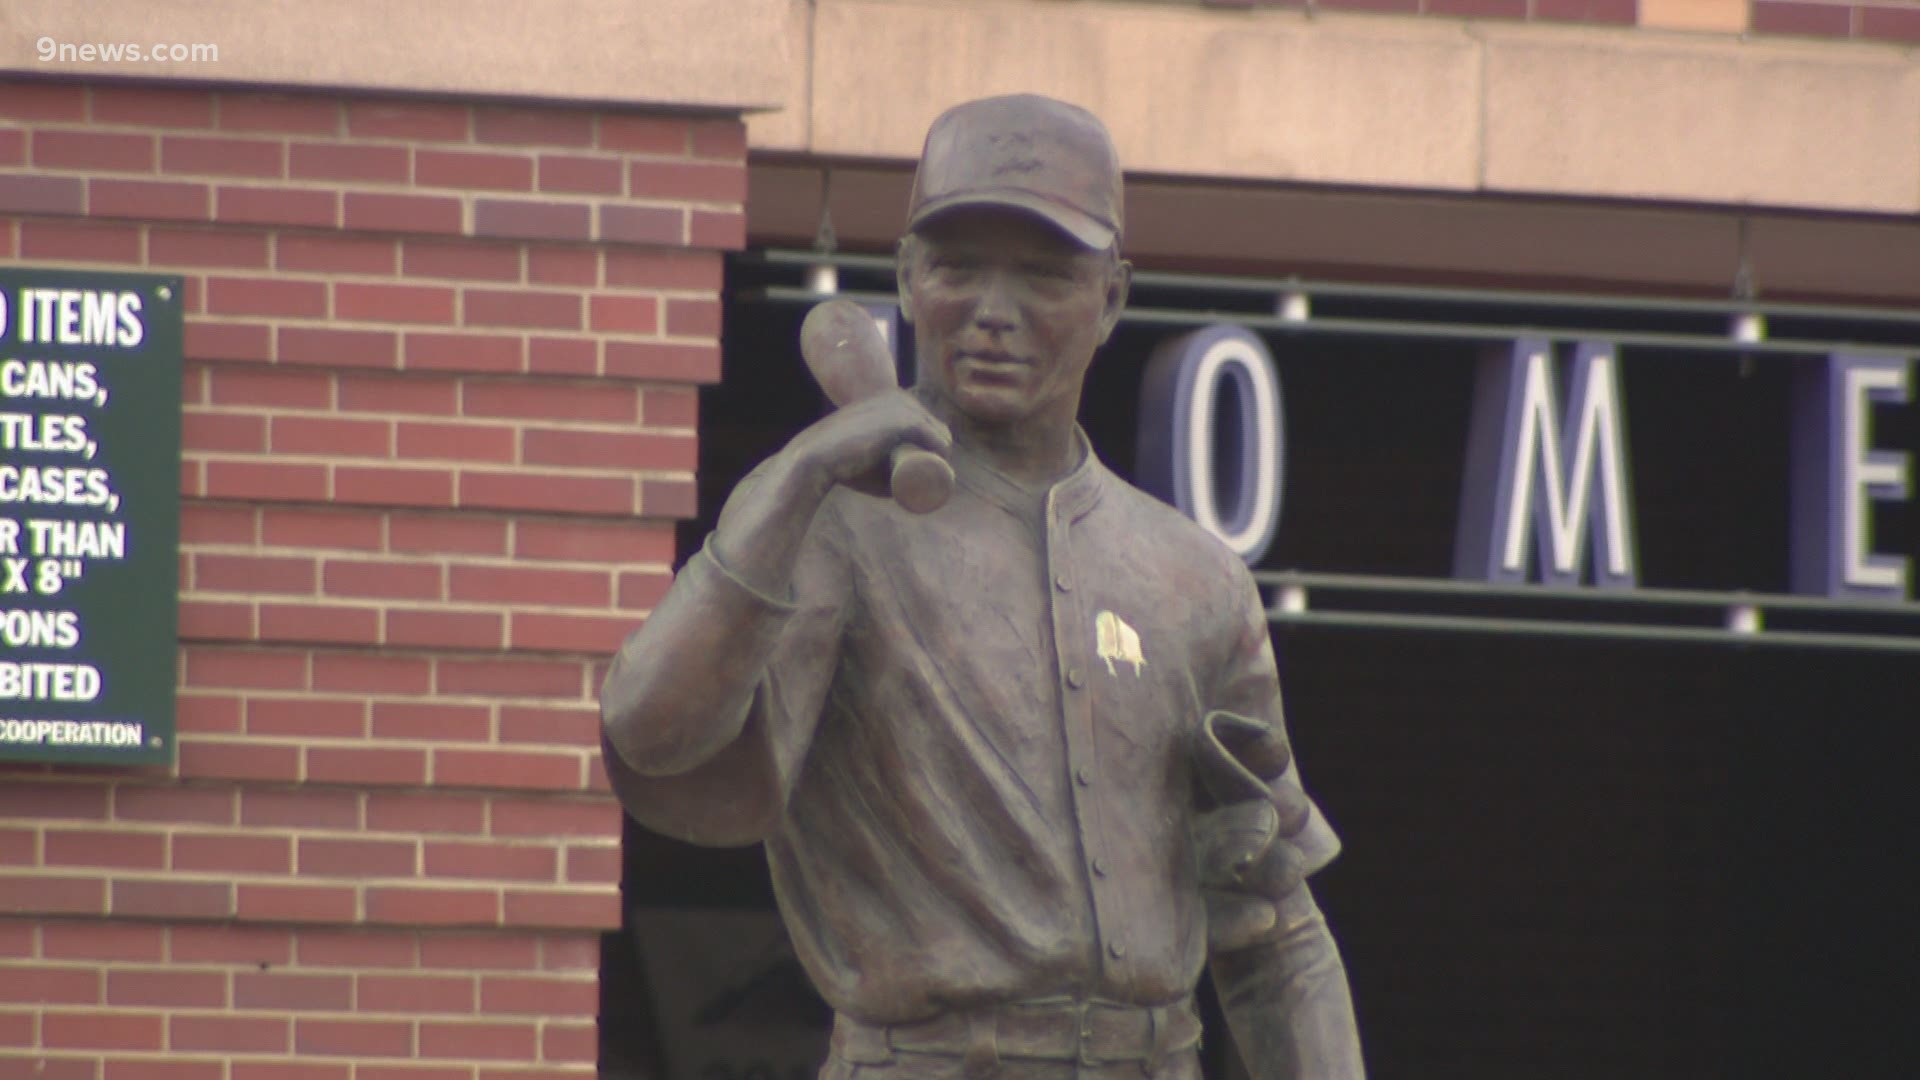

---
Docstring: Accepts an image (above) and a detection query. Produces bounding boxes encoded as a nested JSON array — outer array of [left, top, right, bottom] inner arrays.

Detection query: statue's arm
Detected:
[[598, 391, 950, 841], [1212, 886, 1365, 1080], [599, 449, 837, 779], [1201, 565, 1365, 1078]]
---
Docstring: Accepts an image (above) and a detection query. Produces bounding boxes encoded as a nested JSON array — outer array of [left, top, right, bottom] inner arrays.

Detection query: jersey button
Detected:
[[1066, 668, 1085, 689], [1091, 857, 1108, 877], [1054, 573, 1072, 592], [1075, 766, 1093, 787], [1108, 941, 1127, 959]]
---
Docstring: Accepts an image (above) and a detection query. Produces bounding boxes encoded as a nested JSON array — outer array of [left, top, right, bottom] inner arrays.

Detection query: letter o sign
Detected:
[[1136, 324, 1285, 565]]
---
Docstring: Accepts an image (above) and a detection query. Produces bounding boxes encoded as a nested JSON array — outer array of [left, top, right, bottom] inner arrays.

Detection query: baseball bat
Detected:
[[799, 299, 954, 514]]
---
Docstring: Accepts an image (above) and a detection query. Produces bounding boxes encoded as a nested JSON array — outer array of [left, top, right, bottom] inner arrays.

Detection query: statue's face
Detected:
[[901, 208, 1127, 429]]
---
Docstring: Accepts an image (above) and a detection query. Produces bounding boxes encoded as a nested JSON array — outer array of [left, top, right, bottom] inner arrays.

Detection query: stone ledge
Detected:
[[754, 0, 1920, 216], [0, 0, 787, 112]]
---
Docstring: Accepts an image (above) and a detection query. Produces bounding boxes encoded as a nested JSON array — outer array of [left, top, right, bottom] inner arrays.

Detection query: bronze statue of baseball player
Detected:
[[602, 93, 1365, 1079]]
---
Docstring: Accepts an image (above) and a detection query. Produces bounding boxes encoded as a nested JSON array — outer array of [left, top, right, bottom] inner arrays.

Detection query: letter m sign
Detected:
[[1455, 339, 1639, 588]]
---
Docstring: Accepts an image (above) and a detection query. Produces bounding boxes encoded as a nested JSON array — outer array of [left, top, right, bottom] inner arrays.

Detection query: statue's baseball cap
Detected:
[[906, 94, 1123, 251]]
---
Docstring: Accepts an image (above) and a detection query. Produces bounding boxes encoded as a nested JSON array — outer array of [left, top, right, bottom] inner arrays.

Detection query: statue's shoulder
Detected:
[[1102, 470, 1252, 586], [1091, 473, 1261, 652]]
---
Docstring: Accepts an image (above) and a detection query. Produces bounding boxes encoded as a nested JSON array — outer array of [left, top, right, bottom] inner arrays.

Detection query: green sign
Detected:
[[0, 268, 182, 765]]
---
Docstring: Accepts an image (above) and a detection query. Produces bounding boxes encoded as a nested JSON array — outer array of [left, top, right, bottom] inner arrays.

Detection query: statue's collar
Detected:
[[949, 426, 1104, 526]]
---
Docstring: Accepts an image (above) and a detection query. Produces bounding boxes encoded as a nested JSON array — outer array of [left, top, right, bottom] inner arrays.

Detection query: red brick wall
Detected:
[[0, 78, 740, 1079], [1749, 0, 1920, 40]]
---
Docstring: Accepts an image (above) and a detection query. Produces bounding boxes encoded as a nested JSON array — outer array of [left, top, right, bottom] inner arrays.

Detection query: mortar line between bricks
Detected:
[[9, 167, 747, 213], [181, 539, 675, 567], [177, 697, 603, 713], [79, 864, 597, 883], [188, 693, 605, 712], [195, 575, 673, 590], [183, 326, 718, 343], [185, 624, 645, 644], [28, 831, 605, 852], [186, 452, 692, 478], [188, 555, 674, 576], [181, 395, 698, 411], [243, 319, 693, 342], [184, 584, 669, 604], [180, 634, 614, 653], [187, 406, 676, 424], [178, 641, 610, 660], [11, 151, 726, 188], [186, 415, 701, 441], [193, 454, 696, 476]]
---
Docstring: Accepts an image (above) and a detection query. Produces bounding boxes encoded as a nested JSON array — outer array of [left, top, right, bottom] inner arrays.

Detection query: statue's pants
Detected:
[[822, 998, 1204, 1080], [819, 1049, 1202, 1080]]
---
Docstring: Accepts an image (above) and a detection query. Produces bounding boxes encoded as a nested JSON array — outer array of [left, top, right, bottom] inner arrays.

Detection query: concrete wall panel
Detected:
[[771, 0, 1920, 219], [807, 1, 1484, 190], [1481, 27, 1920, 212]]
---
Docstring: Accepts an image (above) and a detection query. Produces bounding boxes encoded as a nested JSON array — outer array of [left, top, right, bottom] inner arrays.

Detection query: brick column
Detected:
[[0, 79, 741, 1080]]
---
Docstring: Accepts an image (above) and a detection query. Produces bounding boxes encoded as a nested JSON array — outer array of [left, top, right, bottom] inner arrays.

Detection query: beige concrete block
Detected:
[[746, 0, 816, 151], [0, 0, 789, 110], [1638, 0, 1749, 34], [806, 0, 1483, 190], [1482, 27, 1920, 214]]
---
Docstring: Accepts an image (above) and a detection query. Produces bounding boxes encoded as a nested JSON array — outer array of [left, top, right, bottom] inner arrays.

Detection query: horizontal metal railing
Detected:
[[738, 250, 1920, 652], [742, 250, 1920, 359], [1254, 571, 1920, 653]]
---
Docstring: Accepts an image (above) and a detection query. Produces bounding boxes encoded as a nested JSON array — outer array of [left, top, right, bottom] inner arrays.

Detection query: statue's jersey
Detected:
[[604, 432, 1338, 1023]]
